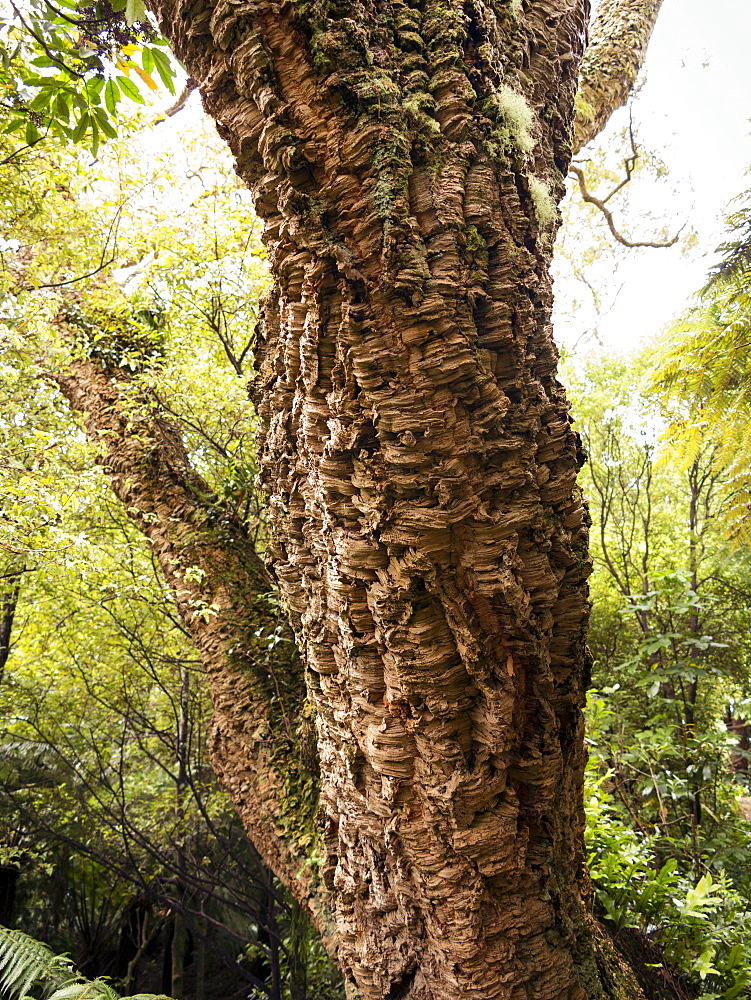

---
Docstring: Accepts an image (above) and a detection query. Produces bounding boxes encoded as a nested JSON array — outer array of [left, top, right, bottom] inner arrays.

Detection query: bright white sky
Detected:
[[553, 0, 751, 353]]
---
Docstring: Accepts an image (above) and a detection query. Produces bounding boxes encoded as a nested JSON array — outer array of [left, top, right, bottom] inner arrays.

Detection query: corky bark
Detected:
[[52, 353, 333, 946], [142, 0, 665, 997], [573, 0, 665, 154]]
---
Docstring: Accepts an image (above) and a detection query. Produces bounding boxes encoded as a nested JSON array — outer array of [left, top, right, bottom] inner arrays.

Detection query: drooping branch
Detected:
[[574, 0, 666, 154], [47, 333, 333, 946], [153, 79, 198, 123]]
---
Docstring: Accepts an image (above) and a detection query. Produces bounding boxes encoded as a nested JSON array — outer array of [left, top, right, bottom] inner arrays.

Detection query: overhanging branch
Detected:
[[569, 164, 681, 249], [574, 0, 666, 154]]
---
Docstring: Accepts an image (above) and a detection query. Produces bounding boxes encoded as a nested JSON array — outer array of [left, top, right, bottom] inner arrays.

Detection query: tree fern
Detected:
[[649, 268, 751, 541], [703, 195, 751, 290], [0, 925, 171, 1000]]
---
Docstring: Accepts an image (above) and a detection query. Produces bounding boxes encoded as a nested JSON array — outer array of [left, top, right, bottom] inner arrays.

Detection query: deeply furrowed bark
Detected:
[[52, 355, 334, 946], [574, 0, 665, 154], [143, 0, 658, 996]]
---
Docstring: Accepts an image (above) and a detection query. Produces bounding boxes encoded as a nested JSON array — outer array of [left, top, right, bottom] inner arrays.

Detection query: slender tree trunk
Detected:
[[0, 567, 24, 928], [260, 867, 283, 1000], [286, 901, 309, 1000], [171, 662, 190, 1000], [194, 912, 207, 1000], [0, 867, 19, 928], [52, 357, 333, 945], [0, 566, 23, 686]]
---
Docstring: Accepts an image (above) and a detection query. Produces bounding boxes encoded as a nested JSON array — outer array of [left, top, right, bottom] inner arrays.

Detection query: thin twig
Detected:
[[10, 1, 85, 78], [0, 141, 39, 167]]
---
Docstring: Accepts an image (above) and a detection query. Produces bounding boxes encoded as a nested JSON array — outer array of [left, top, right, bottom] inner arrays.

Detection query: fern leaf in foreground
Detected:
[[0, 925, 172, 1000]]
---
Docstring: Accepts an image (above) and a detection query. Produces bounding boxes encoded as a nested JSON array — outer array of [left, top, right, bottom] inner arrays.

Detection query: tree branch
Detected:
[[574, 0, 666, 154], [569, 161, 681, 249], [153, 80, 198, 124], [45, 324, 333, 946]]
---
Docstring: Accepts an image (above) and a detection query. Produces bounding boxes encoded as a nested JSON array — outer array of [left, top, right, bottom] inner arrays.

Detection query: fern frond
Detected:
[[42, 981, 121, 1000], [0, 740, 65, 789], [0, 925, 72, 1000], [703, 195, 751, 290], [0, 925, 172, 1000]]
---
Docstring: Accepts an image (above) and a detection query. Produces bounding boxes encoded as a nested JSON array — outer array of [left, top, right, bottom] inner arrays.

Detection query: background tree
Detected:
[[651, 188, 751, 544], [0, 124, 341, 1000]]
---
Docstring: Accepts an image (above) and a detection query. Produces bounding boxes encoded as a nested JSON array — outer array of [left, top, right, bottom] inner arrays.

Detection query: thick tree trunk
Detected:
[[49, 0, 668, 994], [144, 0, 622, 997]]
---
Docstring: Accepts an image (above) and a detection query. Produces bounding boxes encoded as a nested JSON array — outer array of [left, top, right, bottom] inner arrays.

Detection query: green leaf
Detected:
[[71, 112, 90, 144], [89, 118, 100, 157], [721, 945, 743, 971], [722, 981, 751, 1000], [104, 78, 120, 116], [54, 91, 70, 122], [28, 88, 54, 111], [93, 108, 117, 139], [50, 119, 73, 141], [2, 118, 27, 136], [24, 120, 41, 145], [125, 0, 146, 25], [116, 75, 145, 104], [85, 75, 105, 99], [149, 47, 176, 94], [141, 46, 154, 76], [694, 946, 719, 980]]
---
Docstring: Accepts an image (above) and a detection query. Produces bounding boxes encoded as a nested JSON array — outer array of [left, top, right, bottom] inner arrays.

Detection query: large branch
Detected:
[[50, 349, 334, 946], [574, 0, 665, 154]]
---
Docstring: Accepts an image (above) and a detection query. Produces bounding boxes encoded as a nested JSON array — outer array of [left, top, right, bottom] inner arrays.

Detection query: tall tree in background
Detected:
[[10, 1, 669, 998]]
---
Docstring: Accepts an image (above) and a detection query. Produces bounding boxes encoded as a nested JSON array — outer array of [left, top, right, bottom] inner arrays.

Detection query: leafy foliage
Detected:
[[649, 183, 751, 543], [585, 695, 751, 1000], [0, 0, 178, 156], [0, 114, 341, 1000], [703, 195, 751, 291], [562, 346, 751, 998]]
